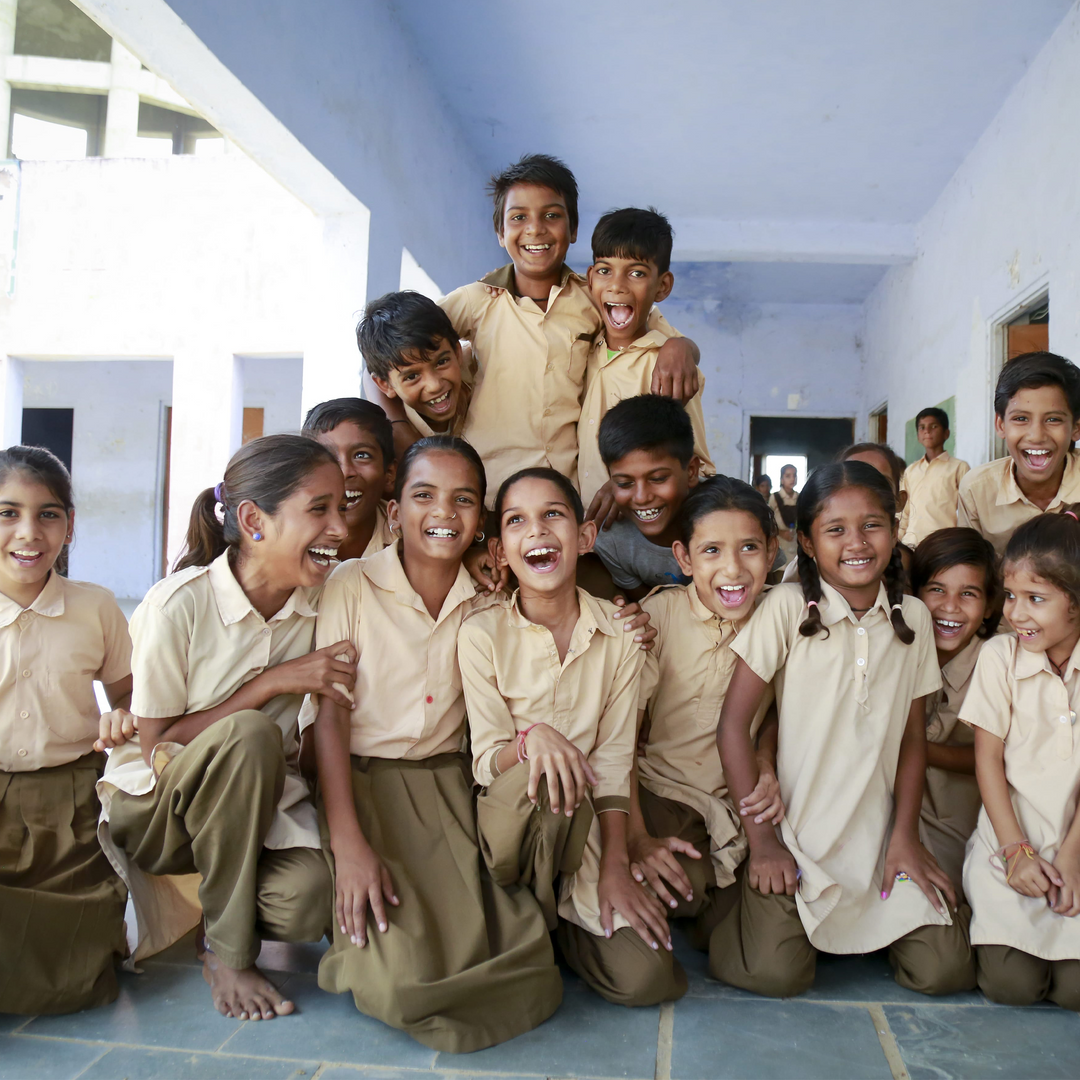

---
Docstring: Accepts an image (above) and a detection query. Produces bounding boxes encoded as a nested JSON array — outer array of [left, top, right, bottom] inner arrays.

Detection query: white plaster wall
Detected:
[[244, 356, 305, 433], [863, 3, 1080, 468], [664, 299, 866, 478], [21, 359, 171, 600]]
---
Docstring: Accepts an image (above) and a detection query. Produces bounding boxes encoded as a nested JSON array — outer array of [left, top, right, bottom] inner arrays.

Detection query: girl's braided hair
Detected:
[[795, 461, 914, 643]]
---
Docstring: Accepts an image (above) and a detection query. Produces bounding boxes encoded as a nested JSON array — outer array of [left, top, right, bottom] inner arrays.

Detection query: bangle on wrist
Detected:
[[517, 722, 542, 764]]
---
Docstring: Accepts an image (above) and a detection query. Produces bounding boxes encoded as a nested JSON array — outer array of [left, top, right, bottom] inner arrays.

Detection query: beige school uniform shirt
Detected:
[[300, 543, 483, 758], [637, 584, 772, 887], [577, 331, 713, 510], [363, 502, 394, 559], [921, 636, 984, 889], [898, 453, 970, 548], [961, 634, 1080, 961], [732, 582, 947, 953], [459, 588, 645, 935], [98, 551, 323, 964], [957, 451, 1080, 556], [0, 574, 131, 773], [439, 264, 677, 505]]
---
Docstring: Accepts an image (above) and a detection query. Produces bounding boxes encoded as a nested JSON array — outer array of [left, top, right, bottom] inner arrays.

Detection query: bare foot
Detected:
[[202, 953, 294, 1020]]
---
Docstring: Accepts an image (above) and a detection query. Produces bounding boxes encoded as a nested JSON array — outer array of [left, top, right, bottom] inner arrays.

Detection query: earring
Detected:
[[475, 531, 485, 543], [253, 532, 262, 542]]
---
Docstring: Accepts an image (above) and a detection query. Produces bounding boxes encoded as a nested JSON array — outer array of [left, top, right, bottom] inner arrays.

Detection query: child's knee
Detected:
[[598, 929, 687, 1007], [1049, 960, 1080, 1012], [975, 945, 1047, 1006], [217, 710, 283, 759]]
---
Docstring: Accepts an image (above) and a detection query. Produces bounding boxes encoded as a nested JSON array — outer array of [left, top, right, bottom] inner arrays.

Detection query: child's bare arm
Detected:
[[975, 727, 1062, 901], [883, 696, 954, 912], [718, 659, 797, 895], [740, 705, 785, 825], [926, 741, 976, 774], [652, 337, 701, 404]]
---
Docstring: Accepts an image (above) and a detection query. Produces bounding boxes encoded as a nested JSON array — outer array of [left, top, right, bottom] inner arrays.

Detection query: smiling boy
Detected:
[[958, 352, 1080, 555], [365, 155, 700, 506], [359, 292, 470, 440], [578, 208, 714, 517], [592, 395, 700, 599], [898, 407, 970, 548]]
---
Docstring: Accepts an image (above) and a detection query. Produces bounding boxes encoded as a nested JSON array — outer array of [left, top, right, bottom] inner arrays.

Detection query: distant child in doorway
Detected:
[[958, 352, 1080, 555], [713, 461, 975, 998], [303, 398, 396, 561], [0, 446, 132, 1016], [769, 463, 799, 566], [911, 527, 1001, 894], [899, 408, 970, 548], [590, 395, 701, 600], [962, 509, 1080, 1009], [753, 474, 772, 501]]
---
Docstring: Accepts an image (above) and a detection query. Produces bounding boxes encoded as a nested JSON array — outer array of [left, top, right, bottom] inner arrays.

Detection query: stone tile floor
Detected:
[[3, 927, 1078, 1080]]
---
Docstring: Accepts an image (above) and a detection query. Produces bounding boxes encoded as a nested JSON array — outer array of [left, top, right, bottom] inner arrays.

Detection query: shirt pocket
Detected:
[[43, 668, 98, 742], [568, 334, 591, 388]]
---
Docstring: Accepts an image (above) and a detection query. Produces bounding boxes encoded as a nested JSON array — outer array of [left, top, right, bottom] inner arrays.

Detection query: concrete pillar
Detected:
[[301, 209, 370, 420], [166, 348, 242, 568], [365, 211, 404, 303], [103, 40, 142, 158], [0, 355, 23, 447], [0, 0, 17, 158]]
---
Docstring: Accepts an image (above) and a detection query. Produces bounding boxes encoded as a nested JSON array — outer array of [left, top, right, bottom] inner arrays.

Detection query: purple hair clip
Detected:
[[214, 482, 224, 505]]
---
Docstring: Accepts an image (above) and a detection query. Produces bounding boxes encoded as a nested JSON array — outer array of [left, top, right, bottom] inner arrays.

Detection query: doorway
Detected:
[[749, 416, 856, 489]]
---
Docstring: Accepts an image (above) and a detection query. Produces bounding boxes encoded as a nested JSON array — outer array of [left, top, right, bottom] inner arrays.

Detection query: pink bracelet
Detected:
[[517, 723, 542, 763]]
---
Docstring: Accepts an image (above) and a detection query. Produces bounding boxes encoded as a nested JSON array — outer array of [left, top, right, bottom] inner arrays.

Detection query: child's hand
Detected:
[[612, 596, 656, 651], [628, 832, 700, 910], [584, 481, 622, 531], [333, 841, 399, 947], [740, 762, 786, 825], [599, 856, 672, 951], [747, 839, 799, 896], [1050, 846, 1080, 916], [651, 339, 700, 404], [269, 641, 358, 708], [1002, 843, 1062, 902], [463, 545, 508, 594], [94, 708, 136, 751], [524, 723, 598, 815], [882, 835, 956, 914]]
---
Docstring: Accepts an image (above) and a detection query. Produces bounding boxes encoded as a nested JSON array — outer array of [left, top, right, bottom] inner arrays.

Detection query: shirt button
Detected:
[[19, 710, 28, 718], [21, 669, 30, 677], [584, 471, 590, 478], [856, 658, 866, 667], [1060, 716, 1070, 724], [856, 628, 865, 636], [262, 628, 271, 636], [546, 363, 552, 372], [543, 407, 551, 416], [426, 695, 433, 704], [17, 748, 27, 757], [589, 418, 595, 425]]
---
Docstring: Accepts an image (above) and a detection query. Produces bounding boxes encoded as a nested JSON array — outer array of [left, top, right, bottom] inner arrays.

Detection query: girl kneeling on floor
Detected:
[[459, 466, 684, 1007], [714, 460, 976, 997], [0, 446, 132, 1015], [963, 509, 1080, 1009], [314, 436, 561, 1052], [99, 434, 357, 1021]]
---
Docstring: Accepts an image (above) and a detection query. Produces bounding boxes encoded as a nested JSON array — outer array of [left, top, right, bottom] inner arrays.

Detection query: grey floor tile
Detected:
[[318, 1071, 493, 1080], [0, 1035, 108, 1080], [78, 1047, 320, 1079], [885, 1004, 1080, 1079], [437, 993, 658, 1078], [0, 1014, 30, 1035], [21, 964, 241, 1051], [671, 998, 892, 1080], [221, 973, 436, 1070]]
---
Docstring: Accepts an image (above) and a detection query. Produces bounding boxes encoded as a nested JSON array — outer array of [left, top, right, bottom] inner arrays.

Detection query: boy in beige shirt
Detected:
[[364, 155, 700, 504], [578, 207, 713, 518], [899, 407, 969, 548], [958, 352, 1080, 555]]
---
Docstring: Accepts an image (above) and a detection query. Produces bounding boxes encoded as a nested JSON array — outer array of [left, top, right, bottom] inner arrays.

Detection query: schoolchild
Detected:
[[358, 291, 471, 441], [958, 352, 1080, 555], [303, 398, 396, 561], [962, 509, 1080, 1008], [769, 464, 799, 566], [577, 207, 713, 517], [591, 395, 701, 599], [99, 434, 355, 1021], [366, 154, 699, 504], [910, 528, 1001, 893], [0, 447, 131, 1015], [713, 461, 975, 997], [313, 436, 560, 1051], [459, 467, 686, 1006], [899, 408, 970, 548], [629, 476, 783, 949]]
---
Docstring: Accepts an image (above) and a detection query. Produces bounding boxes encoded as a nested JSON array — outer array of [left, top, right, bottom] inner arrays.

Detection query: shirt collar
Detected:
[[595, 328, 670, 365], [207, 550, 317, 627], [941, 635, 983, 692], [996, 452, 1080, 509], [363, 541, 477, 623], [0, 570, 67, 628], [1014, 633, 1080, 682], [479, 262, 579, 299], [507, 587, 617, 638], [817, 579, 890, 627]]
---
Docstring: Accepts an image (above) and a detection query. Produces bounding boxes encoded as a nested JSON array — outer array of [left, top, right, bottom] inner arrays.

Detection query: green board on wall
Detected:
[[905, 396, 957, 465]]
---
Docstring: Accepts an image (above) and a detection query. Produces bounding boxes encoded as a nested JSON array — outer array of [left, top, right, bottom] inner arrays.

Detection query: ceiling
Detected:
[[391, 0, 1073, 303]]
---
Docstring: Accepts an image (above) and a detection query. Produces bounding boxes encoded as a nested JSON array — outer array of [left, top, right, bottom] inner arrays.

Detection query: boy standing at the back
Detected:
[[898, 407, 969, 548], [958, 351, 1080, 555], [578, 208, 713, 518], [365, 155, 700, 505]]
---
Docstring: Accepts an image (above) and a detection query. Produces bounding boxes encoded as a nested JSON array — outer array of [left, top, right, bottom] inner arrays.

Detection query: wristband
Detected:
[[517, 722, 542, 764]]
